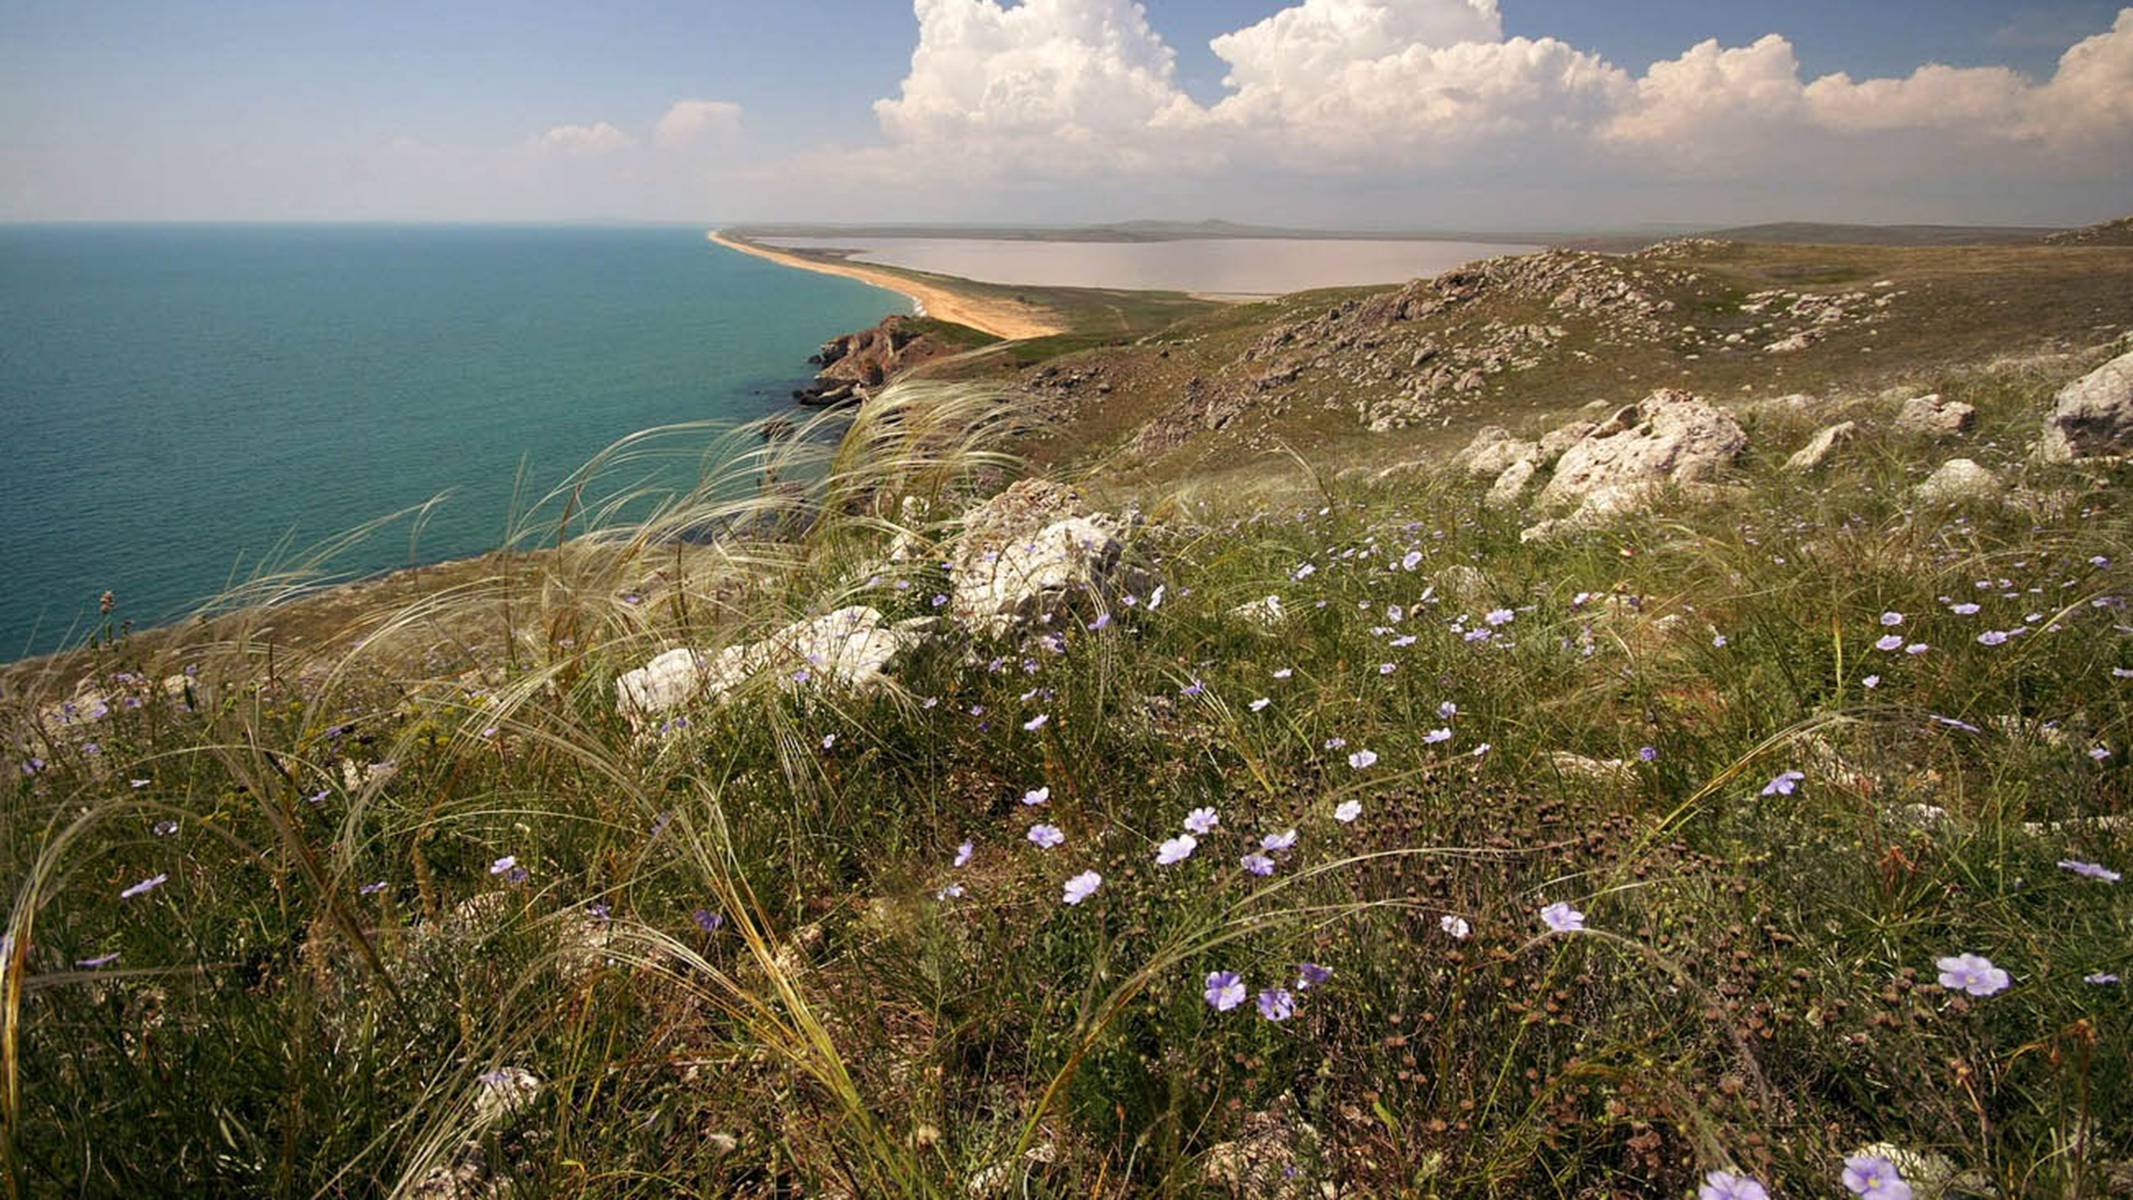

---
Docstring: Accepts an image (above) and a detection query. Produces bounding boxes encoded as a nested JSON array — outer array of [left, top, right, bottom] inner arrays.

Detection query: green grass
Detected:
[[4, 356, 2131, 1197]]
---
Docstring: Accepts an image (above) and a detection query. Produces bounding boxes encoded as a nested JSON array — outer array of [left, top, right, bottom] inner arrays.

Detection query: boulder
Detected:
[[950, 514, 1136, 636], [1538, 390, 1747, 510], [1485, 459, 1537, 508], [1912, 458, 2001, 504], [1229, 594, 1289, 629], [1537, 420, 1596, 466], [614, 606, 922, 725], [2037, 349, 2133, 461], [1784, 420, 1857, 472], [1894, 394, 1975, 437], [1456, 426, 1540, 479]]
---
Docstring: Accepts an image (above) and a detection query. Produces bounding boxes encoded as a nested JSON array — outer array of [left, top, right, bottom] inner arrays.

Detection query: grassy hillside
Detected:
[[6, 326, 2131, 1196]]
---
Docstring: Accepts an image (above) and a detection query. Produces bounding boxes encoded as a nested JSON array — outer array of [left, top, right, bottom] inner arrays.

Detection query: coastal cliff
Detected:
[[793, 313, 993, 407]]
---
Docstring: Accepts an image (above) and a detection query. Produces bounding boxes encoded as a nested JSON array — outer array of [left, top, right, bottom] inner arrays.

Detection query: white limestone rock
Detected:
[[1538, 390, 1746, 510], [1784, 420, 1857, 472], [1912, 458, 2001, 504], [2038, 349, 2133, 461], [1894, 393, 1976, 437]]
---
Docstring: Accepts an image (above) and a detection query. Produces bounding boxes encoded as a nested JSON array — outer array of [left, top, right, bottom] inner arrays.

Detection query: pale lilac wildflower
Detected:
[[1272, 667, 1294, 679], [1022, 787, 1050, 806], [936, 883, 966, 900], [2091, 746, 2112, 761], [76, 952, 121, 969], [1863, 675, 1881, 688], [693, 909, 724, 933], [1250, 697, 1271, 712], [120, 874, 168, 899], [1484, 608, 1514, 626], [1241, 852, 1275, 876], [1540, 902, 1585, 932], [1438, 701, 1457, 719], [1378, 662, 1397, 675], [1440, 914, 1471, 940], [1027, 823, 1065, 849], [1401, 550, 1423, 571], [1423, 727, 1452, 745], [1950, 602, 1980, 615], [360, 881, 387, 896], [1936, 952, 2010, 996], [1761, 770, 1805, 796], [1156, 834, 1198, 866], [1906, 642, 1930, 655], [489, 856, 518, 876], [1261, 829, 1297, 852], [1875, 634, 1905, 651], [1699, 1170, 1770, 1200], [1205, 970, 1246, 1011], [2086, 972, 2122, 985], [1257, 987, 1295, 1021], [2057, 859, 2120, 883], [954, 840, 974, 867], [1184, 807, 1219, 835], [1977, 630, 2009, 646], [1638, 746, 1658, 762], [1712, 633, 1729, 648], [1024, 713, 1050, 732], [1879, 611, 1904, 626], [1061, 871, 1102, 905], [1296, 962, 1332, 990], [1473, 742, 1492, 757], [1333, 799, 1362, 823], [1347, 749, 1379, 769], [1843, 1153, 1913, 1200]]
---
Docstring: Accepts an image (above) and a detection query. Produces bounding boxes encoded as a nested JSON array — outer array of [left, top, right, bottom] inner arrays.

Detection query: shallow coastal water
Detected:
[[0, 225, 901, 659], [757, 235, 1540, 295]]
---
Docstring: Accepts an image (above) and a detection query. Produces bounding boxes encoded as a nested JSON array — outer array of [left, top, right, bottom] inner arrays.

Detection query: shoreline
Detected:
[[708, 230, 1067, 340]]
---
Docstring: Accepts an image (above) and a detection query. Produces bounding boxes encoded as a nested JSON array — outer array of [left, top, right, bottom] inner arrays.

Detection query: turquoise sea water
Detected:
[[0, 225, 903, 660]]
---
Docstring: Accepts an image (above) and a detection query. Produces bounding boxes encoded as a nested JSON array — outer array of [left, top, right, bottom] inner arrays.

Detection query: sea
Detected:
[[0, 225, 906, 661]]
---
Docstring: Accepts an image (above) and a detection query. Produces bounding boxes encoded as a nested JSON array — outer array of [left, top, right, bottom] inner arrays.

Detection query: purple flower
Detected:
[[1761, 770, 1804, 797], [1023, 713, 1050, 732], [1540, 901, 1585, 932], [2086, 972, 2121, 985], [1184, 806, 1219, 834], [2090, 746, 2112, 761], [1333, 799, 1362, 823], [1951, 602, 1981, 615], [1401, 550, 1422, 571], [1256, 987, 1295, 1021], [1936, 952, 2010, 996], [489, 856, 518, 876], [1699, 1171, 1770, 1200], [1863, 674, 1881, 688], [1423, 727, 1452, 745], [1879, 611, 1904, 626], [1027, 823, 1065, 849], [930, 593, 948, 607], [1261, 829, 1297, 852], [1905, 642, 1930, 655], [954, 840, 974, 868], [1240, 852, 1275, 876], [2058, 859, 2121, 882], [1711, 633, 1729, 648], [1440, 914, 1471, 939], [936, 883, 966, 900], [1021, 786, 1050, 806], [1843, 1153, 1913, 1200], [1874, 634, 1905, 651], [1347, 749, 1378, 769], [1976, 630, 2009, 646], [1156, 834, 1198, 865], [1089, 612, 1111, 631], [1437, 700, 1458, 719], [1205, 970, 1246, 1011], [120, 873, 167, 900], [76, 952, 120, 969], [1378, 662, 1396, 675], [1638, 745, 1658, 762], [693, 909, 725, 933], [1061, 870, 1102, 905], [359, 881, 387, 896], [1296, 962, 1332, 990], [1484, 608, 1514, 627]]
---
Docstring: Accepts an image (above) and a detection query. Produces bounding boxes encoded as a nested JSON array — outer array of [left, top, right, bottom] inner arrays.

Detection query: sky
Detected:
[[2, 0, 2129, 230]]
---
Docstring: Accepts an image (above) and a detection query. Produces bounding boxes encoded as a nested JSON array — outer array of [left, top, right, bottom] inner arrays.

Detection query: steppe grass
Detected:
[[3, 360, 2129, 1198]]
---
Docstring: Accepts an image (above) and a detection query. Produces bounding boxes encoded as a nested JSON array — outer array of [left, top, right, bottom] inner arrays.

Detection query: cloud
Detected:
[[534, 121, 632, 154], [656, 99, 743, 148], [857, 0, 2133, 192]]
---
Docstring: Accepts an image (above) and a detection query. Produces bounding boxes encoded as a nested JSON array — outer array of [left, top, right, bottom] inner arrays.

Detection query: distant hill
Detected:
[[1702, 221, 2061, 247], [2045, 215, 2133, 245]]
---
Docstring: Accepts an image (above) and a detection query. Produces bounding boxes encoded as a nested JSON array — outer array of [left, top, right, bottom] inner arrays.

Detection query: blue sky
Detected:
[[3, 1, 2129, 227]]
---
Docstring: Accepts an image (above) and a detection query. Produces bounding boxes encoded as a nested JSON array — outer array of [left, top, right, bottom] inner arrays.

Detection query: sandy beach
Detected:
[[708, 230, 1066, 340]]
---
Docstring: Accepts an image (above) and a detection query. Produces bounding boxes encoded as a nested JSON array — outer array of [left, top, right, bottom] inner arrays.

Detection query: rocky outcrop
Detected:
[[1894, 393, 1975, 437], [2037, 349, 2133, 461], [946, 480, 1146, 636], [615, 606, 924, 725], [796, 315, 952, 407], [1485, 459, 1537, 507], [1913, 458, 2001, 504], [1785, 421, 1857, 472], [1537, 390, 1747, 510], [1455, 426, 1540, 479]]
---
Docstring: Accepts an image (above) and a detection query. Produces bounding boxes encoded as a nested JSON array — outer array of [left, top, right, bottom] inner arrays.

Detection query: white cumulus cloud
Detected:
[[656, 99, 743, 147], [534, 121, 632, 154]]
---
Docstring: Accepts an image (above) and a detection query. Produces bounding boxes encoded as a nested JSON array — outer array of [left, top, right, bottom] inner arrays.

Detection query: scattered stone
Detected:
[[1784, 421, 1857, 472], [1895, 394, 1976, 437], [1912, 459, 2001, 504], [2037, 349, 2133, 461], [615, 606, 922, 725], [1538, 390, 1747, 510], [1764, 331, 1819, 354], [1229, 594, 1289, 628], [1200, 1096, 1322, 1200], [1547, 751, 1632, 782], [1537, 420, 1596, 466]]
